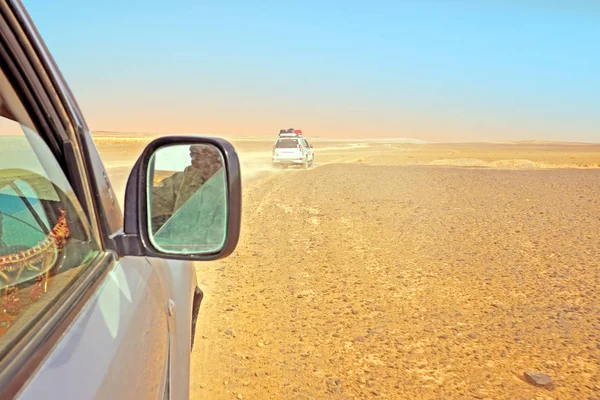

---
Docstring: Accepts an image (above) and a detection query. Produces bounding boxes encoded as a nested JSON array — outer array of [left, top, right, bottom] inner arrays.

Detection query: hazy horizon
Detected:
[[23, 1, 600, 142], [89, 130, 600, 145]]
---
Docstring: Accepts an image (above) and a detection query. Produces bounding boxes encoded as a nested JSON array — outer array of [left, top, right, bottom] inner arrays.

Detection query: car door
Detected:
[[0, 3, 171, 399], [302, 138, 314, 162]]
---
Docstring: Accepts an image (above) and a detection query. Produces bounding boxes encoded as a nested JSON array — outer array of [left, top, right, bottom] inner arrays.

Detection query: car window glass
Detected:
[[275, 139, 298, 148], [0, 69, 101, 357], [148, 143, 228, 254]]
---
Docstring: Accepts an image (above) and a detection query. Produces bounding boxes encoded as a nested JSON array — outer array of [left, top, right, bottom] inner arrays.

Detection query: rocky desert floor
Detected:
[[94, 134, 600, 400]]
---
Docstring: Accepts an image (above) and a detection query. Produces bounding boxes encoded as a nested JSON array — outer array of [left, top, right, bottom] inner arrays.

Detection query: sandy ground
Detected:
[[94, 134, 600, 399]]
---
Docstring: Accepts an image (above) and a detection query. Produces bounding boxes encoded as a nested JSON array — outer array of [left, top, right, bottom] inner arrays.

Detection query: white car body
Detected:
[[271, 135, 314, 168]]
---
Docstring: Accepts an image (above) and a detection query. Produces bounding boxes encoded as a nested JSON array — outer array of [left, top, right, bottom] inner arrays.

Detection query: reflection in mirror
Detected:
[[147, 143, 228, 254]]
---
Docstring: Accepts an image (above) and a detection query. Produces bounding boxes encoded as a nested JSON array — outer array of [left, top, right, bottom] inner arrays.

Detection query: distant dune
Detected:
[[427, 157, 596, 169], [480, 139, 600, 146]]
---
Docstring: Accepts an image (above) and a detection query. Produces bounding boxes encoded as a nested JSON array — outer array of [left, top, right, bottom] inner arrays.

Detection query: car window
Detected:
[[275, 139, 299, 148], [0, 68, 101, 356], [148, 144, 228, 254]]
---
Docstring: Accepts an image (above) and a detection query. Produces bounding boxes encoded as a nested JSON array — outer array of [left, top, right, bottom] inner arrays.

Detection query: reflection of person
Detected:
[[151, 145, 223, 233]]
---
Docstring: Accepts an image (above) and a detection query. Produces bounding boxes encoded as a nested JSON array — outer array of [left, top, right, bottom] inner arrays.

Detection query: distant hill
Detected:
[[370, 138, 429, 144], [484, 140, 600, 146], [340, 137, 429, 144]]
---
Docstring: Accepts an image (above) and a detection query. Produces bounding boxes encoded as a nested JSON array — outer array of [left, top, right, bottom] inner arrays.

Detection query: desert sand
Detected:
[[94, 134, 600, 399]]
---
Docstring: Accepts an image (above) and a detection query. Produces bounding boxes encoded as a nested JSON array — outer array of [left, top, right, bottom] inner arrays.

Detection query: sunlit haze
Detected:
[[24, 0, 600, 142]]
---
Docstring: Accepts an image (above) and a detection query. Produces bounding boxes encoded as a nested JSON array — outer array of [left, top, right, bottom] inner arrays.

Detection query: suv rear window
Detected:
[[275, 139, 299, 148]]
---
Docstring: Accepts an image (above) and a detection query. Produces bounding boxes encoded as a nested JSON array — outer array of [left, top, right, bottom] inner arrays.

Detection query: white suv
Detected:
[[271, 132, 314, 169]]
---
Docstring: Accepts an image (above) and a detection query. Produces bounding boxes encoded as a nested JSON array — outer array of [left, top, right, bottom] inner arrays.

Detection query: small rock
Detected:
[[243, 381, 250, 386], [469, 333, 478, 339], [523, 371, 554, 390], [354, 336, 366, 342], [438, 334, 448, 339], [297, 294, 304, 299], [226, 307, 234, 311], [257, 342, 265, 347], [225, 329, 233, 336], [237, 394, 243, 399]]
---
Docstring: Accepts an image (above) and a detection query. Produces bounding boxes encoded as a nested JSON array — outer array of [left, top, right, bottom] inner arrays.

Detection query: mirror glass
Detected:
[[147, 143, 228, 254]]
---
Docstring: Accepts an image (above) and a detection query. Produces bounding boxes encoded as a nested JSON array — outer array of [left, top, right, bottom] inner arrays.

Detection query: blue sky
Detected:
[[23, 0, 600, 141]]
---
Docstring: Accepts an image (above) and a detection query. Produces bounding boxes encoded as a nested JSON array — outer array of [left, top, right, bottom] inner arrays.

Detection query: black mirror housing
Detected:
[[114, 136, 242, 261]]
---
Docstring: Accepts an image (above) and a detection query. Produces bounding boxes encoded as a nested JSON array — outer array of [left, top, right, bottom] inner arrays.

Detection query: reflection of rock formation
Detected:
[[153, 170, 178, 186], [154, 168, 226, 252]]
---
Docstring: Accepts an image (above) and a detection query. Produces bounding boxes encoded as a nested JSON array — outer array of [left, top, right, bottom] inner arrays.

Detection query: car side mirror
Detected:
[[115, 136, 242, 261]]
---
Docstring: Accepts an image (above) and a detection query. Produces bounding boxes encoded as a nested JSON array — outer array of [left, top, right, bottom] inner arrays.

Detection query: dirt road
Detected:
[[94, 135, 600, 399], [189, 163, 600, 399]]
